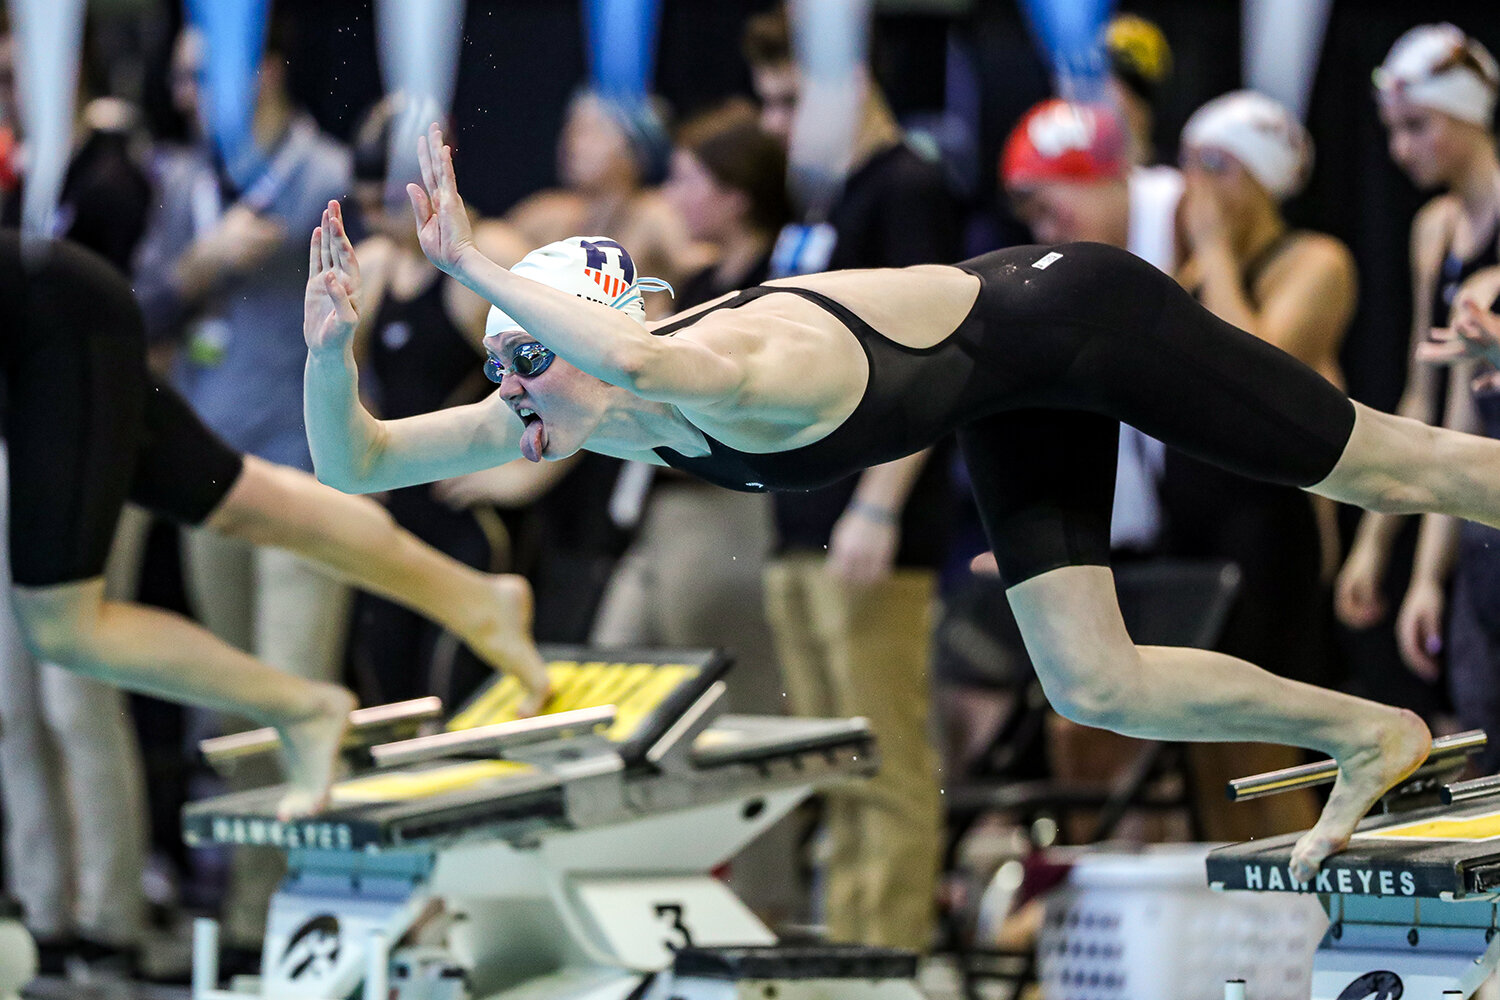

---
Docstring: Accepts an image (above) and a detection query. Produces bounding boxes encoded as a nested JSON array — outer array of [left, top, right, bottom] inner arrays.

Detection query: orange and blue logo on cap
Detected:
[[584, 267, 631, 298]]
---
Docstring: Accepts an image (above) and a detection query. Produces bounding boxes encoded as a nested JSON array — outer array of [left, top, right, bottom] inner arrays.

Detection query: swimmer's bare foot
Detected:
[[275, 683, 357, 821], [466, 574, 551, 717], [1289, 709, 1431, 883]]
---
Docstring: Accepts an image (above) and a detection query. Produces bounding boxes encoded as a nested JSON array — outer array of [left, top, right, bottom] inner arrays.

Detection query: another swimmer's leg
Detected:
[[1313, 400, 1500, 530], [1006, 564, 1430, 883], [9, 578, 355, 820], [205, 457, 549, 714]]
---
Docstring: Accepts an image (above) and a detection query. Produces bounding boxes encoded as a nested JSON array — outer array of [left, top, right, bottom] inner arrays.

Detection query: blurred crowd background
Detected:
[[3, 0, 1500, 986]]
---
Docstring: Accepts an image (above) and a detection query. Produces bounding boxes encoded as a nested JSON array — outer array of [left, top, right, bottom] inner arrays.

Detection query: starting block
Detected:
[[1208, 730, 1500, 999], [183, 647, 915, 1000]]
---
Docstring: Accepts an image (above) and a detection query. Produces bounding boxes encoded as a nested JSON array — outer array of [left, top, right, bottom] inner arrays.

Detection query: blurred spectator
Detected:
[[343, 96, 529, 707], [1103, 12, 1173, 168], [586, 100, 791, 919], [591, 101, 786, 687], [0, 31, 153, 975], [1002, 98, 1177, 555], [999, 98, 1179, 844], [0, 456, 150, 976], [132, 16, 353, 954], [505, 88, 709, 314], [1165, 90, 1356, 838], [1346, 25, 1500, 769], [1337, 25, 1500, 662], [664, 100, 789, 305], [744, 4, 956, 953]]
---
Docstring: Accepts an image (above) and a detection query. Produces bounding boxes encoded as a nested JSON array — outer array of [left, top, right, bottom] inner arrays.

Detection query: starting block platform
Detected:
[[1208, 797, 1500, 900], [1209, 730, 1500, 999], [183, 647, 912, 1000]]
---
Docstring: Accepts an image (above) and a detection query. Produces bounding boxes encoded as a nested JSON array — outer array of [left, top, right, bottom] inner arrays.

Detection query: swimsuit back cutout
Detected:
[[651, 283, 985, 491]]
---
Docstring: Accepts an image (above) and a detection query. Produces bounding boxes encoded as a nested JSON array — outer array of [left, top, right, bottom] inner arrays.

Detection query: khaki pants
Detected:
[[763, 554, 942, 952], [591, 483, 803, 920], [591, 484, 779, 712], [181, 525, 352, 946], [0, 459, 149, 946]]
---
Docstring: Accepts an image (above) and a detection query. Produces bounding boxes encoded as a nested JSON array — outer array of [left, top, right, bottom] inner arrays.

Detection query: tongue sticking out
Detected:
[[520, 417, 548, 463]]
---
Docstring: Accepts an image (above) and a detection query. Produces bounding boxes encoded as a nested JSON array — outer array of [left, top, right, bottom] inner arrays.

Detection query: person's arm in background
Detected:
[[1395, 267, 1500, 674], [1336, 199, 1454, 627], [1395, 359, 1479, 679], [1184, 182, 1358, 363], [170, 203, 285, 303], [1183, 177, 1359, 580], [131, 153, 198, 345]]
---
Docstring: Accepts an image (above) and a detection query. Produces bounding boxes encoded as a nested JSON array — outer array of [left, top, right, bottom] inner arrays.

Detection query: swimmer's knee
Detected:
[[211, 457, 392, 547], [1035, 651, 1141, 731], [12, 594, 104, 667], [1317, 406, 1445, 512]]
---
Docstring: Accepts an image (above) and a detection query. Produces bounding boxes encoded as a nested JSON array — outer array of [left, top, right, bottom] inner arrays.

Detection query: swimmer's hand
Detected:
[[970, 551, 999, 576], [408, 122, 477, 277], [303, 200, 361, 354]]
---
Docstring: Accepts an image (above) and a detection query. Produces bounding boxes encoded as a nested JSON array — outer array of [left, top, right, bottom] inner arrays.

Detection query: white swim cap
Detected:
[[1374, 23, 1499, 127], [485, 236, 673, 337], [1181, 90, 1312, 201]]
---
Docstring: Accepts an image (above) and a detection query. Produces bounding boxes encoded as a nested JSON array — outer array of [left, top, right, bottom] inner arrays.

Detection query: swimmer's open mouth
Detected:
[[518, 407, 548, 462]]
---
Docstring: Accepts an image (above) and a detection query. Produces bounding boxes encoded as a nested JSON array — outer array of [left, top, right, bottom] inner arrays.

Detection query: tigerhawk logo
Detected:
[[1337, 971, 1403, 1000], [280, 914, 341, 980]]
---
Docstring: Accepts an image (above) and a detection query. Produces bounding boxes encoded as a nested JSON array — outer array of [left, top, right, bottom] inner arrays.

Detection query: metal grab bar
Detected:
[[1228, 729, 1486, 802]]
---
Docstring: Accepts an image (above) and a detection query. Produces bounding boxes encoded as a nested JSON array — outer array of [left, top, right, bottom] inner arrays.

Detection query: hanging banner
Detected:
[[374, 0, 466, 193], [1243, 0, 1332, 121], [184, 0, 271, 189], [1017, 0, 1117, 102], [584, 0, 663, 102], [786, 0, 870, 221]]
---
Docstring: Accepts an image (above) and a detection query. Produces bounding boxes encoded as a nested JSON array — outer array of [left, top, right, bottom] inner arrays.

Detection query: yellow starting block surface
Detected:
[[1351, 808, 1500, 844], [331, 760, 535, 806], [448, 648, 723, 751]]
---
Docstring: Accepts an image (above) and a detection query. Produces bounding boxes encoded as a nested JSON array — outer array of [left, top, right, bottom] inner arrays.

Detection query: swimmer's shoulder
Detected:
[[1276, 231, 1357, 282], [1412, 195, 1462, 260]]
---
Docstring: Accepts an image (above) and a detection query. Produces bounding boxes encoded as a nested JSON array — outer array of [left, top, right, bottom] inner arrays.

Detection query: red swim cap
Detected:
[[1001, 100, 1128, 188]]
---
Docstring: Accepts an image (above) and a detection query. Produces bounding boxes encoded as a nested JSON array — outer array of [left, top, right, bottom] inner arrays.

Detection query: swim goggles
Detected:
[[484, 341, 556, 383]]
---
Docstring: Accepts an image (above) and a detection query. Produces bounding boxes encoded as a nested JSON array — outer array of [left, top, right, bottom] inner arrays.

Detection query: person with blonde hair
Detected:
[[1167, 89, 1357, 838], [1338, 24, 1500, 770]]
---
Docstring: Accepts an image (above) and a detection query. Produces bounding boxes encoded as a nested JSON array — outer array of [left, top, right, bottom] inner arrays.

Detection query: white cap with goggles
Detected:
[[1181, 90, 1313, 202], [484, 236, 674, 338], [1374, 23, 1499, 127]]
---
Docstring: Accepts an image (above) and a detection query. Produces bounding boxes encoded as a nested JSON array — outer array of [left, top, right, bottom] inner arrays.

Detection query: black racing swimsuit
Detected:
[[0, 233, 244, 586], [654, 241, 1356, 586]]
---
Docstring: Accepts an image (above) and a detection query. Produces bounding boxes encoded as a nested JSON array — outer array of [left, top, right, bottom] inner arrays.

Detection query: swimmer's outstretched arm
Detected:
[[302, 201, 524, 493], [407, 124, 745, 406]]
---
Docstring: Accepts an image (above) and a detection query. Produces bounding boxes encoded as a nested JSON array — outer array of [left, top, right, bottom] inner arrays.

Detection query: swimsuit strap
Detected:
[[651, 283, 882, 344]]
